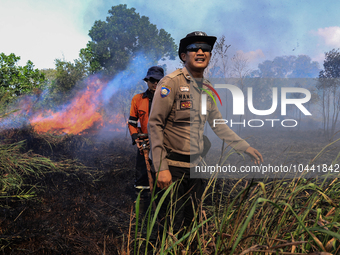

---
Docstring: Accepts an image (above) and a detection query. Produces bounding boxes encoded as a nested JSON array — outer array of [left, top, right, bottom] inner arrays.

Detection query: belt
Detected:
[[166, 152, 201, 163]]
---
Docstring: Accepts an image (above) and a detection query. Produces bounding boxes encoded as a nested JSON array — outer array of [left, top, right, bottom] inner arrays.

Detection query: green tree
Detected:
[[290, 55, 320, 78], [252, 55, 320, 78], [230, 52, 252, 135], [40, 68, 57, 85], [317, 48, 340, 139], [53, 59, 87, 92], [0, 53, 45, 101], [248, 55, 320, 125], [81, 4, 177, 76], [43, 58, 88, 106], [252, 56, 296, 78]]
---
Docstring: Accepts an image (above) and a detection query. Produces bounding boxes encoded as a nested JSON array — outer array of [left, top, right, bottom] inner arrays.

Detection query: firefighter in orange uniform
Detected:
[[128, 66, 164, 189]]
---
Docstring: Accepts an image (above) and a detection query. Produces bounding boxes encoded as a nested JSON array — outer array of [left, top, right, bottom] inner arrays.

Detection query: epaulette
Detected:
[[167, 68, 182, 78], [203, 78, 210, 85]]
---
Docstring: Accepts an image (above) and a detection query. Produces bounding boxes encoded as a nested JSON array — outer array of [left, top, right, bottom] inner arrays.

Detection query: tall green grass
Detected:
[[129, 175, 339, 254], [126, 145, 340, 254], [0, 140, 58, 200], [0, 110, 88, 200]]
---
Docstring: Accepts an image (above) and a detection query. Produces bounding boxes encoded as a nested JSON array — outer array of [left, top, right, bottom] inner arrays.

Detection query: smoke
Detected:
[[0, 53, 152, 135], [102, 54, 150, 103]]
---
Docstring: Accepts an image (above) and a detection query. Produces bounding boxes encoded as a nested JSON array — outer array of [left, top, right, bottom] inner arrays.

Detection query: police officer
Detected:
[[128, 66, 164, 189], [148, 32, 263, 232]]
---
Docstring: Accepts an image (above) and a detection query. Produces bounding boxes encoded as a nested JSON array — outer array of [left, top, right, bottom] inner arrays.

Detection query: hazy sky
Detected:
[[1, 0, 340, 71]]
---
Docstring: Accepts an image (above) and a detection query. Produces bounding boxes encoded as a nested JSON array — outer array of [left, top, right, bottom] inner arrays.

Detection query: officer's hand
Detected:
[[245, 147, 263, 165], [156, 170, 172, 189], [135, 138, 142, 151]]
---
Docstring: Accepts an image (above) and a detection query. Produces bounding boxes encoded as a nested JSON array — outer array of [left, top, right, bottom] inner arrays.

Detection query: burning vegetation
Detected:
[[1, 24, 340, 253], [0, 65, 340, 253], [0, 70, 140, 253], [1, 116, 340, 254], [16, 77, 126, 135]]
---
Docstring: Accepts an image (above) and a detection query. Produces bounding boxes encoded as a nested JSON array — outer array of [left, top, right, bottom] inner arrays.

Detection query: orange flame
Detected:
[[29, 78, 126, 135]]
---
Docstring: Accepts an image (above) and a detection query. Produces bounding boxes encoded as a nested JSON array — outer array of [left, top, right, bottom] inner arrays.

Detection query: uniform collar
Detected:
[[182, 67, 209, 91], [182, 67, 192, 82], [142, 89, 154, 99]]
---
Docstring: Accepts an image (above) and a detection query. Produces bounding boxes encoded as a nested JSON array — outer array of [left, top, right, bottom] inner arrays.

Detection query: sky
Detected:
[[1, 0, 340, 72]]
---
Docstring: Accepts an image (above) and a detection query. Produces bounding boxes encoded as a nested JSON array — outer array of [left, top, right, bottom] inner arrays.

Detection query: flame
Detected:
[[106, 114, 128, 132], [28, 77, 126, 135]]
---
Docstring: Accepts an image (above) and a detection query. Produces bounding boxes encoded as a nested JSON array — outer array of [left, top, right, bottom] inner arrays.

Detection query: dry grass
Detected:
[[128, 174, 340, 254], [127, 136, 340, 254], [1, 108, 339, 254]]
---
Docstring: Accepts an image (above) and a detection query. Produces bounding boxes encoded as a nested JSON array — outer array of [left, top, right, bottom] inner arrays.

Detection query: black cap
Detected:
[[178, 31, 217, 61], [143, 66, 164, 81]]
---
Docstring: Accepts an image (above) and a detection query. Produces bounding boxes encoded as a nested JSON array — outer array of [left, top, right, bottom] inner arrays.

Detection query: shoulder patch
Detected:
[[161, 86, 171, 98]]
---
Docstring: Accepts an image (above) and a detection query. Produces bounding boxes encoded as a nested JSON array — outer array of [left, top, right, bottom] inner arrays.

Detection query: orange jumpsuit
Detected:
[[128, 89, 153, 143], [128, 89, 153, 187]]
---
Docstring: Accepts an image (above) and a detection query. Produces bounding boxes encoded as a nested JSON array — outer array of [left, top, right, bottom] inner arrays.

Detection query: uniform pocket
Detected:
[[173, 100, 190, 122], [174, 109, 191, 123]]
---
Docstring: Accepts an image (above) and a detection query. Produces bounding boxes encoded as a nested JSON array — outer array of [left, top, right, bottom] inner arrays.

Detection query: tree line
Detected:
[[0, 4, 177, 108], [1, 4, 340, 139]]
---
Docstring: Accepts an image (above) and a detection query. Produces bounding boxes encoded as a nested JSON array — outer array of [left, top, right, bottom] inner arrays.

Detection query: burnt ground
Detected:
[[1, 128, 137, 254], [0, 127, 340, 254]]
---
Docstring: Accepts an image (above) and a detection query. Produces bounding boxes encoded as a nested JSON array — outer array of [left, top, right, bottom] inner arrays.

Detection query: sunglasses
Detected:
[[186, 43, 212, 52], [149, 77, 160, 83]]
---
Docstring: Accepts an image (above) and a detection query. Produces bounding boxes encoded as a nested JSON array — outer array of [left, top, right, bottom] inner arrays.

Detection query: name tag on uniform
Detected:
[[180, 100, 192, 109], [180, 86, 189, 92]]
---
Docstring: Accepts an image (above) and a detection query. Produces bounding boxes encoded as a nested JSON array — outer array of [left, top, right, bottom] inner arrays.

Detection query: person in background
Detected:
[[128, 66, 164, 189]]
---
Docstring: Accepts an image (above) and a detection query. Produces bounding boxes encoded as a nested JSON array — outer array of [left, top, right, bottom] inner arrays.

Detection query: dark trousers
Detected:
[[156, 166, 205, 234], [135, 150, 150, 186]]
